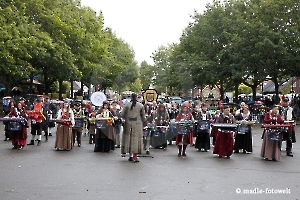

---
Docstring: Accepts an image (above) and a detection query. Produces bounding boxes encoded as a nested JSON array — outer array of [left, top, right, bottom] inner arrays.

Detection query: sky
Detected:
[[80, 0, 213, 65]]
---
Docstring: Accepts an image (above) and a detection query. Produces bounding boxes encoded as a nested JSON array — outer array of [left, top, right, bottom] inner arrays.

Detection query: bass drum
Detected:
[[151, 128, 167, 149]]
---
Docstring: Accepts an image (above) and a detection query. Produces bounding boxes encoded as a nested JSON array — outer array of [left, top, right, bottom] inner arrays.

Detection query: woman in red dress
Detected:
[[213, 106, 236, 158], [9, 102, 28, 149], [175, 104, 194, 157]]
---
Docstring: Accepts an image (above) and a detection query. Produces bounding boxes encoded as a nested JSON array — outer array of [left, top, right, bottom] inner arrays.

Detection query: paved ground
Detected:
[[0, 123, 299, 200]]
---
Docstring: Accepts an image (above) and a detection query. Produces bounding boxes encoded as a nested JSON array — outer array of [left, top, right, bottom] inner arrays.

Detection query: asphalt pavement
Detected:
[[0, 123, 299, 200]]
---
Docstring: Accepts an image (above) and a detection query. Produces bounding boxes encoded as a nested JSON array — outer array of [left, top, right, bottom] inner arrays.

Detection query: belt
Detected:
[[128, 118, 137, 121]]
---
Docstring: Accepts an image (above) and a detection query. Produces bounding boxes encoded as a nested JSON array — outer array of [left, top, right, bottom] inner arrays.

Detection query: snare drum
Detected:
[[7, 121, 23, 131], [73, 118, 84, 128]]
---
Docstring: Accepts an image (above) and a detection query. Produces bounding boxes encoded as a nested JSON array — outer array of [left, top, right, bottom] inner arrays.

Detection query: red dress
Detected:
[[9, 108, 28, 148], [175, 112, 194, 145], [213, 114, 235, 157]]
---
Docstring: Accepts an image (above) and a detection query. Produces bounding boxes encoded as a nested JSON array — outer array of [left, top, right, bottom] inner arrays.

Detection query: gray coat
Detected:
[[120, 101, 146, 154]]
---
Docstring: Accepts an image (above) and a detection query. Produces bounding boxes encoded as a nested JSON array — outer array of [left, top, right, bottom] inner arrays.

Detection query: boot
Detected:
[[182, 145, 187, 156], [89, 135, 92, 144], [178, 145, 182, 157], [27, 140, 34, 145], [45, 135, 48, 142], [37, 140, 41, 146]]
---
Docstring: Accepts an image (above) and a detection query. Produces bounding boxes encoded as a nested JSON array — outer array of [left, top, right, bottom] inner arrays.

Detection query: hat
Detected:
[[19, 97, 26, 101], [283, 98, 289, 102], [270, 104, 279, 110], [223, 105, 230, 109]]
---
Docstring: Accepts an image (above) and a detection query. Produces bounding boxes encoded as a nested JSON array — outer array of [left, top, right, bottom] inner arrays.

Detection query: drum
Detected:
[[7, 121, 23, 131], [237, 125, 250, 134], [175, 123, 190, 135], [73, 118, 84, 128], [212, 123, 237, 131], [95, 119, 108, 130], [151, 127, 167, 148], [196, 120, 210, 131], [267, 130, 281, 141]]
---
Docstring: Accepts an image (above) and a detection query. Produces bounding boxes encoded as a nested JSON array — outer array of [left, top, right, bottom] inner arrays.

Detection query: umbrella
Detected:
[[247, 101, 263, 107], [223, 103, 241, 109], [255, 100, 264, 105]]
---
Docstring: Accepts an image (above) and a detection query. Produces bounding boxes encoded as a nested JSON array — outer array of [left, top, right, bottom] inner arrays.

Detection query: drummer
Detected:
[[94, 101, 116, 152], [8, 101, 28, 149], [54, 101, 75, 151], [175, 103, 194, 157], [213, 105, 236, 158], [234, 105, 253, 154], [279, 98, 295, 157], [72, 102, 85, 147], [27, 99, 44, 146], [260, 105, 283, 161], [146, 103, 170, 153], [194, 104, 211, 152]]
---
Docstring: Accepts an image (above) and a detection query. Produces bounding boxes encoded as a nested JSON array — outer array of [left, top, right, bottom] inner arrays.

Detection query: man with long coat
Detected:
[[121, 93, 146, 162]]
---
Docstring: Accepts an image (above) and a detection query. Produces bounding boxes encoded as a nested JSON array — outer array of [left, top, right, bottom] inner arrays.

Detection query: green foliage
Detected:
[[238, 84, 252, 94], [0, 0, 138, 97], [151, 0, 300, 99]]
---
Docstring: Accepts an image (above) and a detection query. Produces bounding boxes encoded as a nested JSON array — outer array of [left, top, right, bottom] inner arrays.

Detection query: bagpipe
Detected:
[[0, 117, 28, 131], [26, 110, 46, 121]]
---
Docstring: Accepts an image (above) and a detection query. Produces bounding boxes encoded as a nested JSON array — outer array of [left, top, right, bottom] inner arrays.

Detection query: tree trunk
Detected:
[[234, 84, 239, 104], [70, 79, 74, 99], [273, 77, 280, 104], [58, 79, 63, 100], [5, 74, 12, 96]]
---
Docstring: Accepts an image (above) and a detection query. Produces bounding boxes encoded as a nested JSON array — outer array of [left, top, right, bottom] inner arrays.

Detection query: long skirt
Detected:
[[176, 132, 191, 146], [234, 131, 253, 152], [121, 123, 143, 155], [11, 126, 27, 148], [54, 124, 73, 150], [210, 126, 218, 145], [260, 130, 281, 161], [213, 130, 234, 157], [94, 126, 116, 152], [195, 131, 210, 151]]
